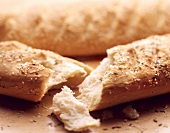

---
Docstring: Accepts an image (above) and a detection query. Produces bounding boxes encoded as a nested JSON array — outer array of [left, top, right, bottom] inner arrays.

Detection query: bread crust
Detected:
[[0, 0, 170, 56], [0, 41, 92, 101], [78, 34, 170, 111]]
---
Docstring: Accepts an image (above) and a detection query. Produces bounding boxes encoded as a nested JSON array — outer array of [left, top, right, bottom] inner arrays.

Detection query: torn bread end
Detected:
[[52, 86, 100, 132], [0, 41, 92, 102], [78, 34, 170, 111]]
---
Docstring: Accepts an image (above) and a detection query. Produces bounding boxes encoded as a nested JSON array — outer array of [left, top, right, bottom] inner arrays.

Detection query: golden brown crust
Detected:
[[0, 41, 92, 101], [0, 0, 170, 56], [78, 34, 170, 111]]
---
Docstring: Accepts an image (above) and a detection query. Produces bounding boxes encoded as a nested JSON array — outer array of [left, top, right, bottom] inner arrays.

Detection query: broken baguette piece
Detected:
[[78, 34, 170, 111], [52, 86, 100, 132], [0, 41, 92, 102]]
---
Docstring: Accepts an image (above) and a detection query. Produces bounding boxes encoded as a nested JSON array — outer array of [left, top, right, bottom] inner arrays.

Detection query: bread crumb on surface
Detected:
[[51, 86, 100, 132], [101, 110, 113, 120], [123, 105, 140, 119]]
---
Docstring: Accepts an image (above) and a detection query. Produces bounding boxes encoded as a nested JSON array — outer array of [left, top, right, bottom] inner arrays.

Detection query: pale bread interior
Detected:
[[52, 86, 100, 132]]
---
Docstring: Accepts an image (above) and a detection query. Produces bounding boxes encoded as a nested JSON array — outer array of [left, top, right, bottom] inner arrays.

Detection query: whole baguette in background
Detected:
[[78, 34, 170, 111], [0, 41, 92, 102], [0, 0, 170, 56]]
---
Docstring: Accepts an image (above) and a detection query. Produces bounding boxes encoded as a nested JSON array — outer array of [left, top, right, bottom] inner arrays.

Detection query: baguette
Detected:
[[0, 0, 170, 56], [78, 34, 170, 111], [0, 41, 92, 102]]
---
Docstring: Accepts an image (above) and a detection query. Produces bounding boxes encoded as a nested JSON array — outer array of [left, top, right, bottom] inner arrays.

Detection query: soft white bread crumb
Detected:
[[123, 105, 139, 119], [52, 86, 100, 132]]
